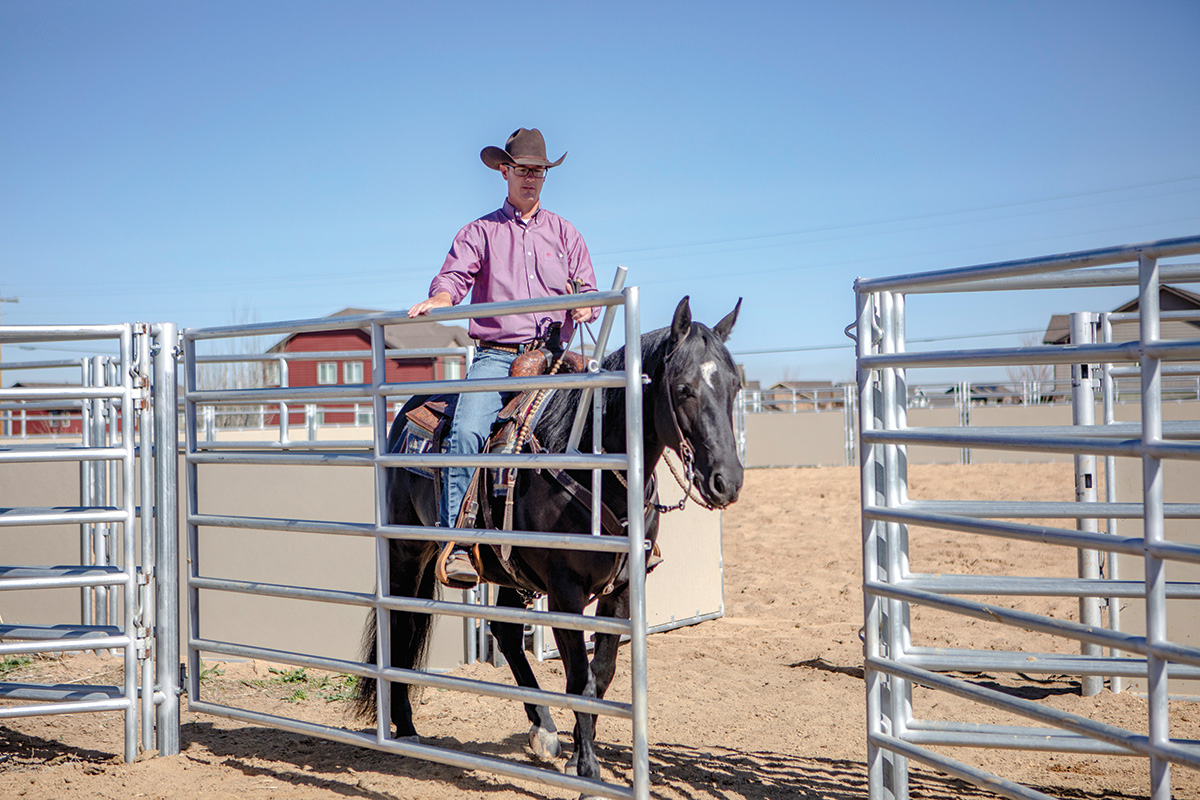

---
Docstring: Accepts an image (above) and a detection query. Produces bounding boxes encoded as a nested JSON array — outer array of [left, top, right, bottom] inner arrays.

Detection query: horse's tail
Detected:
[[350, 610, 382, 721], [350, 548, 437, 724], [350, 408, 438, 726]]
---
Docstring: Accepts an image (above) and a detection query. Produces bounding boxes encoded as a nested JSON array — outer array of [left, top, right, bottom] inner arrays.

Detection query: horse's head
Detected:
[[654, 296, 744, 509]]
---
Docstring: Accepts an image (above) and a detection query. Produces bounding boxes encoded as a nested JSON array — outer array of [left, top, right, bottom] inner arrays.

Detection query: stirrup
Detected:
[[647, 541, 664, 573], [435, 542, 480, 589]]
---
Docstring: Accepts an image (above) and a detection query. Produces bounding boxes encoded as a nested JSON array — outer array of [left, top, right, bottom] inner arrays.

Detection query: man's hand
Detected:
[[570, 306, 595, 323], [408, 292, 452, 318]]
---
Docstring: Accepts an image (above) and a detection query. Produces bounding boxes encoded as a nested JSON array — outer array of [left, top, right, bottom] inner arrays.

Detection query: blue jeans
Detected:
[[441, 348, 518, 529]]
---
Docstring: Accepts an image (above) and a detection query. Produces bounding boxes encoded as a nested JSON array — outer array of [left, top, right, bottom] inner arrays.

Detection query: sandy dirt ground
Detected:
[[2, 463, 1199, 799]]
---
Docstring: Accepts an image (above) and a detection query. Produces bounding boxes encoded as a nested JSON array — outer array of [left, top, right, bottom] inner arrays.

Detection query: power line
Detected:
[[731, 328, 1046, 356], [596, 175, 1200, 259]]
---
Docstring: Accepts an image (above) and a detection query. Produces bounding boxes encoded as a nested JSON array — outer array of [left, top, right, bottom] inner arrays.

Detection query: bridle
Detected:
[[612, 334, 716, 514]]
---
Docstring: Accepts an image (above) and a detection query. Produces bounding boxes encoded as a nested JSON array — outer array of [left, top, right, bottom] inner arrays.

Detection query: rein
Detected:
[[656, 331, 718, 512]]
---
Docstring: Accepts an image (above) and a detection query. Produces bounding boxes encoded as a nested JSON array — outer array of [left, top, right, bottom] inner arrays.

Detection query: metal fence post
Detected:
[[153, 322, 181, 755], [1138, 253, 1171, 800], [1070, 311, 1104, 697]]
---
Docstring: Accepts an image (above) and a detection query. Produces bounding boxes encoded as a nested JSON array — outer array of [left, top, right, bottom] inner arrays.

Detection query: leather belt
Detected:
[[477, 341, 535, 355]]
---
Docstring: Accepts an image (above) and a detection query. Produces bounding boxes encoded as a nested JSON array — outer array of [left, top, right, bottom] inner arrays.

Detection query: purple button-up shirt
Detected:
[[429, 200, 599, 344]]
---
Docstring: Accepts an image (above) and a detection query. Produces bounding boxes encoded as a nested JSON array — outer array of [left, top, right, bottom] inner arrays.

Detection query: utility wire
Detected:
[[731, 328, 1046, 356]]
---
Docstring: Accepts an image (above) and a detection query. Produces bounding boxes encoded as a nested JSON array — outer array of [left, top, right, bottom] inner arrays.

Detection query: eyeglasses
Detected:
[[508, 165, 547, 178]]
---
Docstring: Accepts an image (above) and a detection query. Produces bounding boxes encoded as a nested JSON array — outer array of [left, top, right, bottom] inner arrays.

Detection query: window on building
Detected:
[[317, 362, 338, 385], [356, 404, 372, 426], [344, 361, 364, 384]]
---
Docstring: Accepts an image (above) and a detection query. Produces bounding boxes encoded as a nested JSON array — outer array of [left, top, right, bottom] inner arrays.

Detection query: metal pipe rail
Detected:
[[182, 286, 653, 800], [900, 648, 1200, 680], [185, 291, 626, 340], [856, 234, 1200, 293], [190, 512, 641, 553], [190, 637, 632, 719], [857, 235, 1200, 800], [190, 575, 632, 635]]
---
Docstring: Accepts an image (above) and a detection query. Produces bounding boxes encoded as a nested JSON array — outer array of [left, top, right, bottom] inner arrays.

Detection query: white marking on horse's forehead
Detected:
[[700, 360, 718, 389]]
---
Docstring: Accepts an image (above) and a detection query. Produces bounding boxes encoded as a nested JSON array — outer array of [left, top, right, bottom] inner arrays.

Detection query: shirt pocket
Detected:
[[536, 249, 571, 293]]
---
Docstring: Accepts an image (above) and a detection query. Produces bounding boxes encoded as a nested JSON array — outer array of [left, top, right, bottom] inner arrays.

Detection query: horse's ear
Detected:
[[713, 298, 742, 342], [670, 296, 692, 348]]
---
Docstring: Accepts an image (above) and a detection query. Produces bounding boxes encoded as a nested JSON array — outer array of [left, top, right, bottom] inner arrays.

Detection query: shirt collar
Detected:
[[502, 199, 540, 227]]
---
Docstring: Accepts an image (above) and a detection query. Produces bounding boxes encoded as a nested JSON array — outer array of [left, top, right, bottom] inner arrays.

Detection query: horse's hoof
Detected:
[[563, 752, 578, 775], [529, 724, 561, 761], [395, 733, 420, 744]]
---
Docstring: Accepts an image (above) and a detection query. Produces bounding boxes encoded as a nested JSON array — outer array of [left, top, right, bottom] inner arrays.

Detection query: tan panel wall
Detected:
[[0, 460, 91, 626], [744, 412, 848, 467], [0, 455, 720, 673], [742, 401, 1190, 468]]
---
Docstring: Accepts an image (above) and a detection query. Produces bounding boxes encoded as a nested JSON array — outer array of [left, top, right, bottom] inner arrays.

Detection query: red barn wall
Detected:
[[266, 330, 454, 426]]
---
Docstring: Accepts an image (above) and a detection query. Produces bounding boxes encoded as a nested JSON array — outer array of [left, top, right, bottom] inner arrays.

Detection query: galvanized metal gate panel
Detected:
[[0, 322, 180, 761], [856, 236, 1200, 800], [180, 289, 654, 800]]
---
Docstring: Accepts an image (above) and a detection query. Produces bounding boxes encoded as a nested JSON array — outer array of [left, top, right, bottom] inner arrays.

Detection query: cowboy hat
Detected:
[[480, 127, 566, 171]]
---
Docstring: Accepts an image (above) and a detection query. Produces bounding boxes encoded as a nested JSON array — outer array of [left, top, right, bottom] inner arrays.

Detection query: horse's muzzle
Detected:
[[704, 465, 743, 508]]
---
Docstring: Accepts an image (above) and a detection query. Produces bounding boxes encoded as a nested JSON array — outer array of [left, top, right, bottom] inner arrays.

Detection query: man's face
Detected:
[[501, 163, 545, 211]]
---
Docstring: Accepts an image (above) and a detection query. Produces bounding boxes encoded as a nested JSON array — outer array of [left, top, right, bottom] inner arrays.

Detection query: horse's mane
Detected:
[[534, 326, 674, 454]]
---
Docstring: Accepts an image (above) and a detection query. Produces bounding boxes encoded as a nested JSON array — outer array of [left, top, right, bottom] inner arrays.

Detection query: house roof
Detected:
[[769, 380, 838, 391], [1043, 285, 1200, 344], [945, 383, 1016, 399], [269, 308, 472, 353]]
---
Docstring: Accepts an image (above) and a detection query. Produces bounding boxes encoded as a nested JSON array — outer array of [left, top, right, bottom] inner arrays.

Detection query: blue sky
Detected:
[[3, 1, 1199, 387]]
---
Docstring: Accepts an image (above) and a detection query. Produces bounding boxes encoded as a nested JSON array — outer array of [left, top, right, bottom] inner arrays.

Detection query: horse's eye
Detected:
[[675, 384, 692, 398]]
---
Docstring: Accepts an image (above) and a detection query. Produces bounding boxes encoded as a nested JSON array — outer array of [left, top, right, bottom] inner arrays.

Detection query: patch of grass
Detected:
[[311, 673, 357, 703], [198, 659, 225, 684], [0, 655, 34, 677], [268, 666, 309, 684], [244, 666, 357, 703]]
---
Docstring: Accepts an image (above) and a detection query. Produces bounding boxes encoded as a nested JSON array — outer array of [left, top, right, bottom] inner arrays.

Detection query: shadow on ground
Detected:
[[0, 721, 1157, 800]]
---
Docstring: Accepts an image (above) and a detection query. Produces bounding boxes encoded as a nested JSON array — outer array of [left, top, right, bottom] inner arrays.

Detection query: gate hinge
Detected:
[[135, 626, 150, 659], [179, 663, 188, 695], [136, 567, 152, 586]]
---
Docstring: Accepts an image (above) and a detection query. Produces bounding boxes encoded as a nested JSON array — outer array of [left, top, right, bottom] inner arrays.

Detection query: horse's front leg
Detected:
[[490, 587, 561, 760], [551, 622, 601, 781]]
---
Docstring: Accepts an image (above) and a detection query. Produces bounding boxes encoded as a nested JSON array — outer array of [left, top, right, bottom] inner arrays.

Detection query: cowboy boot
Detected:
[[437, 544, 480, 589]]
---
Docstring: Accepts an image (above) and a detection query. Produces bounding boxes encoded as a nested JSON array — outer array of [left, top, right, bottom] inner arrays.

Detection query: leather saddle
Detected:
[[397, 342, 661, 595], [394, 344, 587, 507]]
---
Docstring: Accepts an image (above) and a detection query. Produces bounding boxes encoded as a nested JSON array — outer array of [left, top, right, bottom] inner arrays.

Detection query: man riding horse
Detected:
[[406, 127, 599, 588]]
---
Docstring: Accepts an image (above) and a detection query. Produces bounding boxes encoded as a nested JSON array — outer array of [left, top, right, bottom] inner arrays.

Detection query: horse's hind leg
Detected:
[[559, 589, 628, 779], [386, 542, 437, 740], [551, 622, 601, 781], [491, 587, 561, 760]]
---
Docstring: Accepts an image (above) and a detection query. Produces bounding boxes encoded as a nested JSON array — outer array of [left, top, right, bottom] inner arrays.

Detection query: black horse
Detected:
[[353, 296, 743, 782]]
